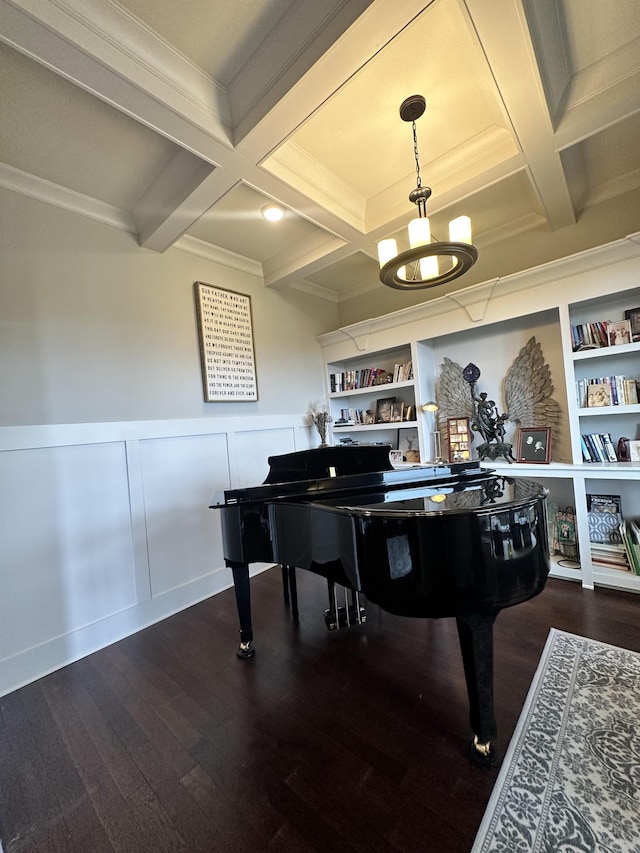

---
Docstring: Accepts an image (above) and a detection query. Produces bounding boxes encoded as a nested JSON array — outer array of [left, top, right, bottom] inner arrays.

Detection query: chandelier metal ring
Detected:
[[379, 242, 479, 290]]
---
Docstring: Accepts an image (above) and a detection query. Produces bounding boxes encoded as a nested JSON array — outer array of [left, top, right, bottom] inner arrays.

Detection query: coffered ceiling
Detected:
[[2, 0, 640, 322]]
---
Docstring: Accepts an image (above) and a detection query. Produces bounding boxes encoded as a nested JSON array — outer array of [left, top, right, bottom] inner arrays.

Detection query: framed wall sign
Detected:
[[194, 282, 258, 401]]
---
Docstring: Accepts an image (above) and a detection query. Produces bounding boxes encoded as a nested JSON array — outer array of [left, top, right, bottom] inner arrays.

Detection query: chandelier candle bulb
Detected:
[[409, 217, 439, 278], [449, 215, 472, 244], [377, 238, 398, 266]]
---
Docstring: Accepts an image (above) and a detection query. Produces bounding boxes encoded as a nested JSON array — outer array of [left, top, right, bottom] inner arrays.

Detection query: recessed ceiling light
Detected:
[[261, 204, 285, 222]]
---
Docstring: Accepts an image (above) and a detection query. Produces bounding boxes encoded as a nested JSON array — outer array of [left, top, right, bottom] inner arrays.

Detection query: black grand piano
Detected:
[[211, 444, 549, 764]]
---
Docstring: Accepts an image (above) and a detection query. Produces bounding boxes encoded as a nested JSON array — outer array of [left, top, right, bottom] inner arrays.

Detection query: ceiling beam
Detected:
[[464, 0, 576, 230]]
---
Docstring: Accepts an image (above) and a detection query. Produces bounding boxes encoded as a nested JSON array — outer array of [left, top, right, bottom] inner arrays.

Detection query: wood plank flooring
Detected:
[[1, 570, 639, 852]]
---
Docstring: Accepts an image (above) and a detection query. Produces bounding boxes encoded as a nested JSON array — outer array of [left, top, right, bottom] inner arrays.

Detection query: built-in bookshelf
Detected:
[[326, 345, 421, 455], [319, 235, 640, 595]]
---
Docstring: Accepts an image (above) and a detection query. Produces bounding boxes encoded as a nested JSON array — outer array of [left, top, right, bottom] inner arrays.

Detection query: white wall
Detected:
[[0, 189, 339, 696], [0, 188, 337, 425]]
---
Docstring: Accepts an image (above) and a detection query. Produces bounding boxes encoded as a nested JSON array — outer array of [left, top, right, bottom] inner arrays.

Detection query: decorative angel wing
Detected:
[[436, 357, 475, 445], [504, 337, 561, 443]]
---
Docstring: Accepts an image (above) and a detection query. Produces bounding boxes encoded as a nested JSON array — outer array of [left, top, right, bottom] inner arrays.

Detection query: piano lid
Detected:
[[263, 444, 396, 483], [211, 444, 487, 507]]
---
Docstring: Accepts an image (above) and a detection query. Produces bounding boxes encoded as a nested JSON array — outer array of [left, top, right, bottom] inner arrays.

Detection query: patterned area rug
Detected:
[[472, 628, 640, 852]]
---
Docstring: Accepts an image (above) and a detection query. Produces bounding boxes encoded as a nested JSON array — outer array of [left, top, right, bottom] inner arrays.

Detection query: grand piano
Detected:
[[211, 444, 549, 764]]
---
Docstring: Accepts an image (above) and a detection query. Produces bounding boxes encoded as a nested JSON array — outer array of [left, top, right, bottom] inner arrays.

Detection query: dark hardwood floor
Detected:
[[2, 569, 639, 853]]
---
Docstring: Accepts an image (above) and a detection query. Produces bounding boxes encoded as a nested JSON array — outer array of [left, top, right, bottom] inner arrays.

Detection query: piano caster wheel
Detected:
[[324, 610, 338, 631], [468, 735, 499, 768], [237, 640, 255, 660]]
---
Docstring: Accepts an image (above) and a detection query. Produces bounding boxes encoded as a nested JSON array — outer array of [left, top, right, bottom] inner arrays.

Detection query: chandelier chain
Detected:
[[412, 120, 422, 189]]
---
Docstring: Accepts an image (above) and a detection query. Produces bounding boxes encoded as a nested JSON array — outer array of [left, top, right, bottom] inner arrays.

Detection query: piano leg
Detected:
[[455, 610, 499, 766], [281, 564, 299, 623], [230, 564, 255, 659]]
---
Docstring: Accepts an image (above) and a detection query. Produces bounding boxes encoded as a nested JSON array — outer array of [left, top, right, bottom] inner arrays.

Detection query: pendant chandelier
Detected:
[[378, 95, 478, 290]]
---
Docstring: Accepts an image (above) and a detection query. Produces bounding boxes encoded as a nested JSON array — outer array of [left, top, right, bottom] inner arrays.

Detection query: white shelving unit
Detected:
[[559, 289, 640, 591], [326, 344, 427, 457], [318, 236, 640, 594]]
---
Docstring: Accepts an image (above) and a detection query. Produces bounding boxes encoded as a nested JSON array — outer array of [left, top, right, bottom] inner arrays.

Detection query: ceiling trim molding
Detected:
[[0, 163, 136, 232], [478, 212, 546, 248], [229, 0, 372, 138], [288, 279, 340, 303], [173, 235, 263, 278], [0, 0, 234, 153], [264, 140, 366, 231]]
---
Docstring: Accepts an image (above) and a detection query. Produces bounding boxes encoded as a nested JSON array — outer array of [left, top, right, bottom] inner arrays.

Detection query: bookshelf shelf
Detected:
[[578, 404, 640, 417], [571, 340, 639, 361], [329, 379, 415, 399], [333, 420, 418, 433]]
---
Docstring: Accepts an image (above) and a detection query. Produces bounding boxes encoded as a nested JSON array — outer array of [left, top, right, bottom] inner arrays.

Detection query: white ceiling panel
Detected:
[[1, 0, 639, 317]]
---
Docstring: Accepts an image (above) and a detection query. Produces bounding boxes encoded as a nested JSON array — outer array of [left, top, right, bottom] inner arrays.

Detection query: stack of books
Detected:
[[587, 494, 629, 571], [587, 494, 640, 574]]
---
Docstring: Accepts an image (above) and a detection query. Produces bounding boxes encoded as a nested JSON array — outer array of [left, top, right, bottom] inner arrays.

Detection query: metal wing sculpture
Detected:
[[435, 337, 561, 460], [436, 358, 473, 447], [504, 337, 562, 444], [436, 356, 474, 434]]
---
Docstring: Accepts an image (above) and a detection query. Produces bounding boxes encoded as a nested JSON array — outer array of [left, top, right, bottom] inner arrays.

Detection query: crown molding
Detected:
[[0, 163, 136, 232], [1, 0, 233, 151], [174, 235, 262, 278]]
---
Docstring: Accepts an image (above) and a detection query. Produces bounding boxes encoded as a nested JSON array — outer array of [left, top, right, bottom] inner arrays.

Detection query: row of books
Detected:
[[580, 432, 618, 462], [335, 407, 365, 425], [570, 318, 632, 351], [587, 493, 640, 574], [329, 361, 413, 393], [575, 376, 638, 408]]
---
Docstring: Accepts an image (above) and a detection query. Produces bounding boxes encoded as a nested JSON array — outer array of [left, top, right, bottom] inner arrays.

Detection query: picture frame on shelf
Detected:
[[606, 319, 632, 346], [390, 402, 404, 422], [375, 396, 395, 423], [587, 383, 612, 407], [516, 427, 551, 463], [624, 307, 640, 342], [447, 417, 471, 462], [398, 426, 420, 463], [629, 440, 640, 462]]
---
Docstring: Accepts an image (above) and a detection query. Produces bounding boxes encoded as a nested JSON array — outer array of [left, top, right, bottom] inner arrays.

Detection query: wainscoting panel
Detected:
[[0, 441, 137, 661], [233, 426, 298, 487], [139, 432, 230, 598], [0, 414, 313, 696]]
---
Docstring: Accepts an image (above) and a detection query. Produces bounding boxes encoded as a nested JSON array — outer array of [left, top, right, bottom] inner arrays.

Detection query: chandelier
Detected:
[[378, 95, 478, 290]]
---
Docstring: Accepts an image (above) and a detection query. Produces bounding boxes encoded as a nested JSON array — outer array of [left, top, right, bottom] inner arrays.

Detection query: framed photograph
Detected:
[[516, 427, 551, 463], [606, 319, 632, 347], [447, 417, 471, 461], [390, 402, 404, 422], [194, 282, 258, 401], [399, 427, 420, 463], [624, 307, 640, 342], [629, 440, 640, 462], [375, 396, 396, 423], [587, 382, 612, 407]]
